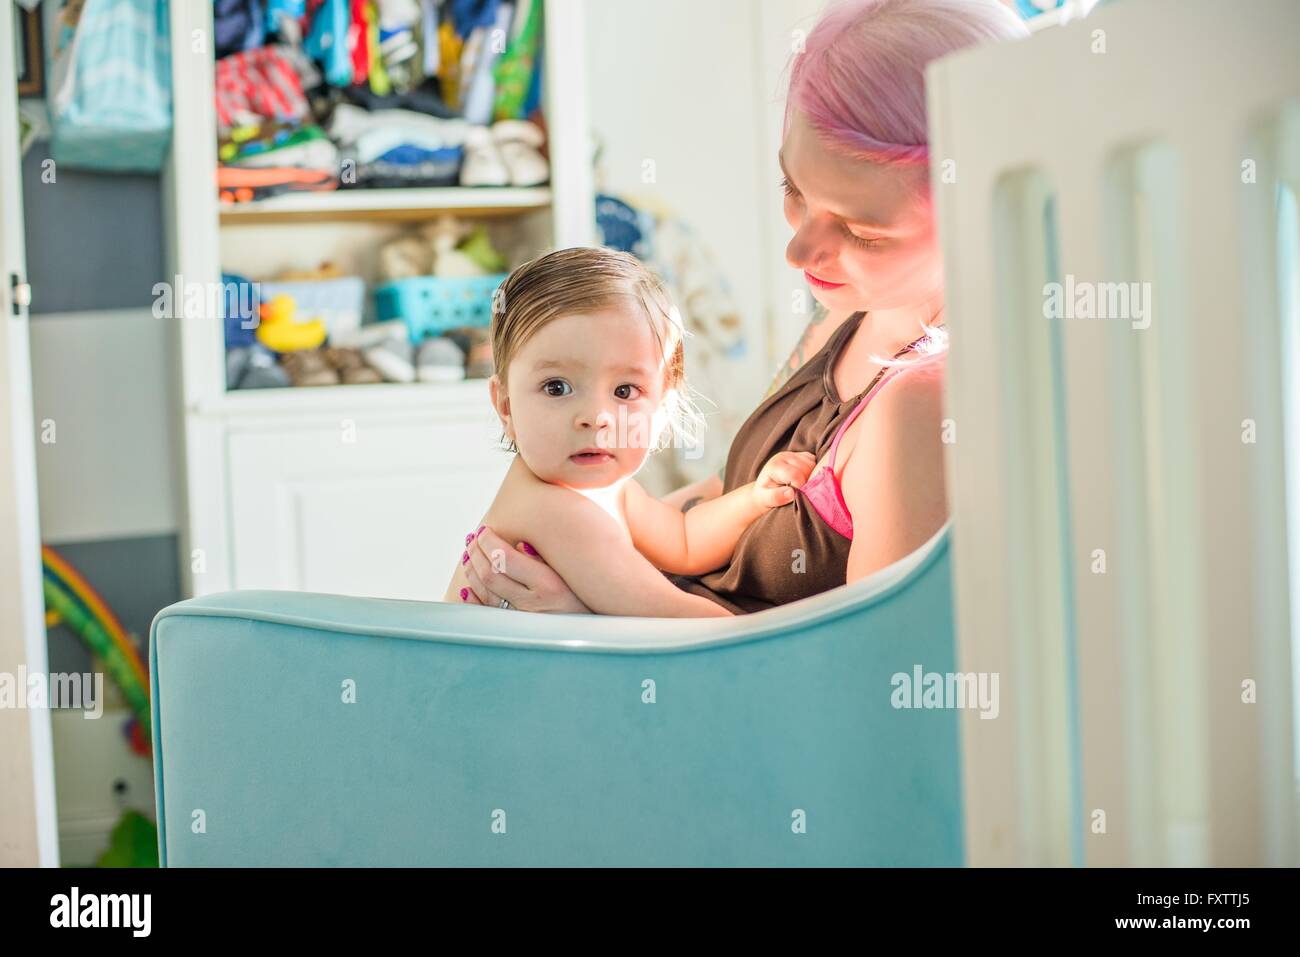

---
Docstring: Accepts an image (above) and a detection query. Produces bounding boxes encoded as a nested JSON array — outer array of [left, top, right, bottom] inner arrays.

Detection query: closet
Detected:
[[164, 0, 594, 601]]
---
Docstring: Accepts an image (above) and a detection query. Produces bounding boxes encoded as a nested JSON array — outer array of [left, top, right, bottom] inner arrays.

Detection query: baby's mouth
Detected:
[[570, 450, 616, 465]]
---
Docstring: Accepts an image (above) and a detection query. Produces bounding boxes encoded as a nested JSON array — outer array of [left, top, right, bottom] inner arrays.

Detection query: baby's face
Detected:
[[495, 308, 672, 489]]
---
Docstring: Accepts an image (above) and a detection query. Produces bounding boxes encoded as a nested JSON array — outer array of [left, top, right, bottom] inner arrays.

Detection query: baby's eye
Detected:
[[542, 379, 572, 397], [614, 384, 642, 400]]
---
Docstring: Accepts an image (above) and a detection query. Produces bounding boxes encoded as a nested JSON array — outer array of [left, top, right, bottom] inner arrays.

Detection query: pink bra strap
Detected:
[[826, 368, 903, 471]]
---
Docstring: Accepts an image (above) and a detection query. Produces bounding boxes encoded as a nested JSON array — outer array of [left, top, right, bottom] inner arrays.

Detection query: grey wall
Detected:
[[22, 138, 179, 672], [44, 536, 181, 674], [22, 142, 165, 315]]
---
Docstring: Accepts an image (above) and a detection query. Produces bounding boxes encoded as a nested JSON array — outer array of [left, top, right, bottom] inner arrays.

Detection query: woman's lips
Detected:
[[805, 270, 846, 290], [570, 451, 615, 466]]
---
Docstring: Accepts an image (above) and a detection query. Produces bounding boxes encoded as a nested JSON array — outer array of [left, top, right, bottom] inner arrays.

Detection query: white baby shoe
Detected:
[[363, 337, 416, 383], [417, 336, 467, 382], [491, 120, 549, 187], [459, 125, 510, 187]]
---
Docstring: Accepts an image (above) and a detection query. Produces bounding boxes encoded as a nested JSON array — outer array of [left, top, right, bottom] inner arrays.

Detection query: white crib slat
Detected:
[[1177, 141, 1269, 865], [933, 173, 1018, 864], [930, 0, 1300, 866], [1238, 110, 1300, 866], [1052, 166, 1143, 867]]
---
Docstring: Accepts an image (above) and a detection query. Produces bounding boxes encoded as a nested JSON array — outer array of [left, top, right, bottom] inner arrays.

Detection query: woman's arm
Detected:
[[841, 362, 949, 582], [465, 487, 734, 618]]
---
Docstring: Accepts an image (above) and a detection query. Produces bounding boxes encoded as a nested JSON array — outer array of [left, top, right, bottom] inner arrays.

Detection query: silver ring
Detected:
[[498, 597, 510, 610]]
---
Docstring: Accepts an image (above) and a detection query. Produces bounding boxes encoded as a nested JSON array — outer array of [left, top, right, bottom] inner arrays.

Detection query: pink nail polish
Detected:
[[476, 524, 486, 535], [459, 587, 468, 600], [462, 551, 469, 564], [521, 542, 538, 556], [465, 533, 473, 544]]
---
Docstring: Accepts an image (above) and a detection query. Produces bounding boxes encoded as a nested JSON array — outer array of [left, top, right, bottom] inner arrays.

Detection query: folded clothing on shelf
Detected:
[[215, 44, 320, 132], [217, 164, 338, 204], [328, 103, 471, 188], [211, 0, 551, 200], [220, 122, 340, 172]]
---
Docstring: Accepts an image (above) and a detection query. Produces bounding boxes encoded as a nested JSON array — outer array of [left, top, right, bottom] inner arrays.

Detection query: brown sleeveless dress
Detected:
[[668, 311, 921, 614]]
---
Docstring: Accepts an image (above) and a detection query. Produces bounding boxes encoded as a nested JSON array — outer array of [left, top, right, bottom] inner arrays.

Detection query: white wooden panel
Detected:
[[930, 0, 1300, 866], [30, 310, 180, 543], [0, 0, 58, 868], [165, 0, 224, 600], [227, 401, 509, 600], [544, 0, 595, 247]]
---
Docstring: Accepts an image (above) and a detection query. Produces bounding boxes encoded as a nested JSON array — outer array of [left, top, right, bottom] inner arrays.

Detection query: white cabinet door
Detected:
[[226, 400, 510, 601], [0, 5, 57, 866]]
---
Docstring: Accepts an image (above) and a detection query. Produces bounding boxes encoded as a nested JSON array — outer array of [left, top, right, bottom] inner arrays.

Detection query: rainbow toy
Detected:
[[41, 546, 151, 755]]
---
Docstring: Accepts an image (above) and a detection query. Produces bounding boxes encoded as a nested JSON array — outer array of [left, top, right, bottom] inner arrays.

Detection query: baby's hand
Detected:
[[752, 450, 818, 510]]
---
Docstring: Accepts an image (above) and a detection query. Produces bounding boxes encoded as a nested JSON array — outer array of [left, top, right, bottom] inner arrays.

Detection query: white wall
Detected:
[[30, 311, 181, 543], [756, 0, 831, 354]]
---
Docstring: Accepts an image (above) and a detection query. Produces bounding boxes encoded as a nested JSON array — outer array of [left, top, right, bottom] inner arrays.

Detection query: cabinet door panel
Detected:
[[228, 416, 510, 600]]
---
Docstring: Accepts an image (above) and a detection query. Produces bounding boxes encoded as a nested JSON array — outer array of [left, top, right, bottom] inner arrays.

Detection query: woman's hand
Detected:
[[461, 526, 592, 614], [752, 451, 817, 510]]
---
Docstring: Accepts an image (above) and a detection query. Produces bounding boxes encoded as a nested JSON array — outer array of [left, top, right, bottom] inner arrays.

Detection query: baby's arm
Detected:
[[500, 482, 736, 618], [623, 451, 817, 576]]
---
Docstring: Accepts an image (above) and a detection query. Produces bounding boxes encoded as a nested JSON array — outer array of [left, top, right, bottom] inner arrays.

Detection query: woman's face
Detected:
[[780, 109, 943, 312]]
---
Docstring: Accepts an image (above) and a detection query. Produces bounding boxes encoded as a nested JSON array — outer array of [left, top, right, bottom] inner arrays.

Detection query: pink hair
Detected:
[[784, 0, 1029, 167]]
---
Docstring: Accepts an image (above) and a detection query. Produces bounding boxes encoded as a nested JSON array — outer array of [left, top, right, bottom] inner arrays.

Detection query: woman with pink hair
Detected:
[[463, 0, 1029, 614]]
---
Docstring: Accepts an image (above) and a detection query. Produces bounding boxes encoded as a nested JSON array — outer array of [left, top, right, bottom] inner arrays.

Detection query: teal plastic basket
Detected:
[[374, 274, 508, 341]]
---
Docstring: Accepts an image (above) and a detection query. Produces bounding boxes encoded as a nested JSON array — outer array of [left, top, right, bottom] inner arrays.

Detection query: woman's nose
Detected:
[[786, 217, 838, 272]]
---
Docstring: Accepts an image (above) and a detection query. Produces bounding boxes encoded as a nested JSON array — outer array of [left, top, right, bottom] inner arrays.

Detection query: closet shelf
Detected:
[[218, 186, 553, 225], [193, 378, 492, 417]]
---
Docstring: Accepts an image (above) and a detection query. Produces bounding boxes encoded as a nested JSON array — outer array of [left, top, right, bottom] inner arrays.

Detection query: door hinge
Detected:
[[10, 273, 32, 315]]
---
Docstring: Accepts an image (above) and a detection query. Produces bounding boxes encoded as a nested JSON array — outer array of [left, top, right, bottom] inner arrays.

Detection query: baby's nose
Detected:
[[576, 407, 616, 432]]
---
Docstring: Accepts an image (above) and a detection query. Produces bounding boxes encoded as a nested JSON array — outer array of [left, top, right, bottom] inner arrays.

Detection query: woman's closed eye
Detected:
[[844, 227, 884, 250], [783, 176, 883, 249]]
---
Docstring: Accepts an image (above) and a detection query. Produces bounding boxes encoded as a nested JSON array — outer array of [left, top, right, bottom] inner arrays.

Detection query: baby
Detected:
[[443, 247, 814, 617]]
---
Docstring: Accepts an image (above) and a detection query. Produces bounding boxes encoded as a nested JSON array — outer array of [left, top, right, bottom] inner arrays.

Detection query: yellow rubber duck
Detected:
[[256, 294, 328, 353]]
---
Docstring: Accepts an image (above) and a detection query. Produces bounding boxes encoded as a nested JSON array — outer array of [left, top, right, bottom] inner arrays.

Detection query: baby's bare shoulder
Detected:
[[486, 465, 614, 545]]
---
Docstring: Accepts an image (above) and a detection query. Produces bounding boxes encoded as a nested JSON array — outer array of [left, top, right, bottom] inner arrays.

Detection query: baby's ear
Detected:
[[488, 374, 511, 425]]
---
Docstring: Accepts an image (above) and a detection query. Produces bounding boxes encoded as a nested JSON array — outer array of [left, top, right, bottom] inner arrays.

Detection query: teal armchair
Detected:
[[149, 522, 961, 865]]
